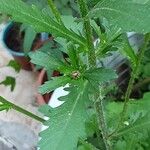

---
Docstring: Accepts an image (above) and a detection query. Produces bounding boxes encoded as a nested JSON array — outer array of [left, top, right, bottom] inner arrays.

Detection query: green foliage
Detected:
[[7, 60, 21, 73], [0, 76, 16, 91], [88, 0, 150, 33], [0, 96, 12, 111], [39, 76, 71, 94], [39, 81, 90, 150], [20, 24, 36, 54], [0, 13, 8, 22], [143, 63, 150, 77], [84, 68, 117, 83], [119, 34, 138, 68], [106, 92, 150, 149], [1, 0, 150, 150], [0, 60, 20, 92], [54, 0, 78, 15], [29, 51, 65, 71], [0, 0, 86, 46], [117, 113, 150, 137], [78, 139, 99, 150]]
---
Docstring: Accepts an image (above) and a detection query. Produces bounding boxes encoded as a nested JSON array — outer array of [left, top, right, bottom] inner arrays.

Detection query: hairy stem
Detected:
[[120, 34, 149, 122], [47, 0, 63, 24], [0, 96, 45, 123], [77, 0, 96, 67], [109, 34, 150, 137], [95, 94, 111, 150], [77, 0, 110, 148]]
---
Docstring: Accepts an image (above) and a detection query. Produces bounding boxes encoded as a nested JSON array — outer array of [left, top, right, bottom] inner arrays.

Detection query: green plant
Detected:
[[0, 0, 150, 149], [0, 60, 21, 91], [9, 0, 78, 54]]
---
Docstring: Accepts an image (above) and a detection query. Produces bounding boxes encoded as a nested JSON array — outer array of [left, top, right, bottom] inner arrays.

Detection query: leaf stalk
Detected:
[[95, 94, 111, 150], [109, 33, 150, 137], [77, 0, 96, 67], [0, 96, 45, 123]]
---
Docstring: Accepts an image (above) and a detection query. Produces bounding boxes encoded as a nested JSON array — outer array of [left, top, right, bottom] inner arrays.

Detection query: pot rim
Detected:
[[1, 22, 25, 56], [1, 22, 49, 57]]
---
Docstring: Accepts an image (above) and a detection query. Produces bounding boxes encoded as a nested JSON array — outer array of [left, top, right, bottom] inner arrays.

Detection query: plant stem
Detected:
[[95, 95, 111, 150], [0, 96, 45, 123], [109, 34, 150, 137], [77, 0, 96, 67], [47, 0, 63, 24], [120, 34, 149, 121], [77, 1, 110, 148]]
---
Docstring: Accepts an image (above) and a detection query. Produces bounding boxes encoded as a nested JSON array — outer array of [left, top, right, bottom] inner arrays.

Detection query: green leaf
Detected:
[[88, 0, 150, 33], [91, 20, 102, 38], [106, 92, 150, 131], [7, 60, 21, 73], [37, 42, 63, 60], [0, 76, 16, 91], [116, 113, 150, 137], [84, 68, 117, 83], [0, 13, 8, 23], [23, 25, 36, 54], [0, 104, 11, 111], [67, 42, 79, 69], [125, 134, 137, 150], [39, 76, 71, 94], [78, 139, 99, 150], [143, 63, 150, 77], [29, 51, 64, 70], [39, 81, 90, 150], [61, 15, 83, 34], [119, 35, 138, 67], [0, 0, 86, 46], [105, 102, 123, 131]]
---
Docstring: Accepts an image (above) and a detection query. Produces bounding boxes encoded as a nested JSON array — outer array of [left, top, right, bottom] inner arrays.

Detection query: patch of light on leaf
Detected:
[[124, 121, 129, 126]]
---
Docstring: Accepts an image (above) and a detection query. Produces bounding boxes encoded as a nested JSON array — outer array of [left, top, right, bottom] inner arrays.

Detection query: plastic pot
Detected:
[[1, 22, 48, 71]]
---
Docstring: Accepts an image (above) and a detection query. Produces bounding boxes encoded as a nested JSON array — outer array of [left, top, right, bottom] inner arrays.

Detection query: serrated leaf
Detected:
[[29, 51, 64, 70], [39, 81, 90, 150], [61, 15, 83, 35], [37, 42, 63, 60], [7, 60, 21, 73], [106, 92, 150, 131], [105, 101, 125, 133], [91, 20, 101, 38], [39, 76, 71, 94], [125, 134, 137, 150], [78, 140, 99, 150], [85, 114, 98, 137], [84, 68, 117, 83], [23, 26, 36, 53], [0, 76, 16, 91], [118, 35, 138, 67], [116, 113, 150, 137], [88, 0, 150, 33], [0, 0, 86, 46], [67, 42, 79, 69]]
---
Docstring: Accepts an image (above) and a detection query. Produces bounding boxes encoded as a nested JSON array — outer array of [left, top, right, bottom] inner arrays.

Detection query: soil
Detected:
[[4, 23, 41, 53]]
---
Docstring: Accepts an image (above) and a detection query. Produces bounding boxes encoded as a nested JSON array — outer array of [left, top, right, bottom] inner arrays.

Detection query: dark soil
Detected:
[[4, 23, 41, 53]]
